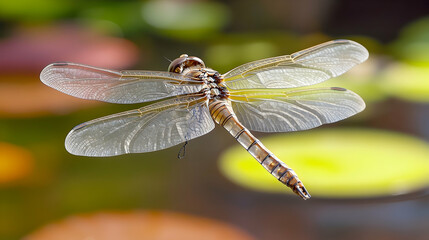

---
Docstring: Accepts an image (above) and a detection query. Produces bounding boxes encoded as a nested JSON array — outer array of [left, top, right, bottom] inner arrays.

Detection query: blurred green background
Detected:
[[1, 0, 429, 239]]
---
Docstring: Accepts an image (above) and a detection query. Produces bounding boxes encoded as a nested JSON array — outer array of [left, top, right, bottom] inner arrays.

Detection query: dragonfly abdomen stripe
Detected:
[[220, 113, 234, 127], [234, 129, 245, 139], [270, 163, 280, 174], [210, 101, 224, 116], [247, 140, 259, 151], [261, 154, 271, 164], [209, 100, 234, 124]]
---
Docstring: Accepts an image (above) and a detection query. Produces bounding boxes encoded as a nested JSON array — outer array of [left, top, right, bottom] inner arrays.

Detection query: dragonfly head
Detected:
[[168, 54, 205, 74]]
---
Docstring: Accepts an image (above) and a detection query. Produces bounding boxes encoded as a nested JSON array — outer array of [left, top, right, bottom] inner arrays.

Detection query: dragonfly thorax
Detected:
[[195, 69, 228, 99], [206, 82, 227, 99]]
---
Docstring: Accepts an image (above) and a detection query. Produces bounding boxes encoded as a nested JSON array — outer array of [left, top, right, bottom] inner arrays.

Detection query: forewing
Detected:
[[229, 88, 365, 132], [223, 40, 368, 89], [65, 95, 214, 156], [40, 62, 204, 104]]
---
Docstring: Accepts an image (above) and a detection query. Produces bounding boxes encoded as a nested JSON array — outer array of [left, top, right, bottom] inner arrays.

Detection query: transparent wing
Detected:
[[223, 40, 369, 89], [65, 94, 214, 156], [40, 62, 204, 104], [229, 87, 365, 132]]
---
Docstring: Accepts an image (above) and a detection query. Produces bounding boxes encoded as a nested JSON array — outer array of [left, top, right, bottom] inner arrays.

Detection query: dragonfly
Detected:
[[40, 39, 368, 200]]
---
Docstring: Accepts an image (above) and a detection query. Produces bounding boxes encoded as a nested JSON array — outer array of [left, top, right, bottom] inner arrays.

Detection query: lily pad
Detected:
[[24, 211, 255, 240], [379, 63, 429, 102], [219, 129, 429, 198]]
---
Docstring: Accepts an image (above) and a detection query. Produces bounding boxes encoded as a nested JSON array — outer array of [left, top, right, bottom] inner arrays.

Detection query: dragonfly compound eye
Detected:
[[168, 54, 205, 73]]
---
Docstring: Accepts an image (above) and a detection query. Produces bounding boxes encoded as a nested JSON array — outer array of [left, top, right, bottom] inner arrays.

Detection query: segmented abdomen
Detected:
[[208, 99, 311, 200]]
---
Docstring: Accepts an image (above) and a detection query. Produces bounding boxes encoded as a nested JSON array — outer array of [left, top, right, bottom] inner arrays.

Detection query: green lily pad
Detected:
[[219, 128, 429, 198], [379, 63, 429, 102]]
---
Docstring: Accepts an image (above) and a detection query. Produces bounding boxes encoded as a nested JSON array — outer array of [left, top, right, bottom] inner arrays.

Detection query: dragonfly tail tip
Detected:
[[296, 184, 311, 200]]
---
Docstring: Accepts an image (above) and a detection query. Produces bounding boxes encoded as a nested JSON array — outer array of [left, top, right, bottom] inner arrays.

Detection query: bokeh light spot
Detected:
[[0, 142, 34, 184], [141, 0, 229, 40]]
